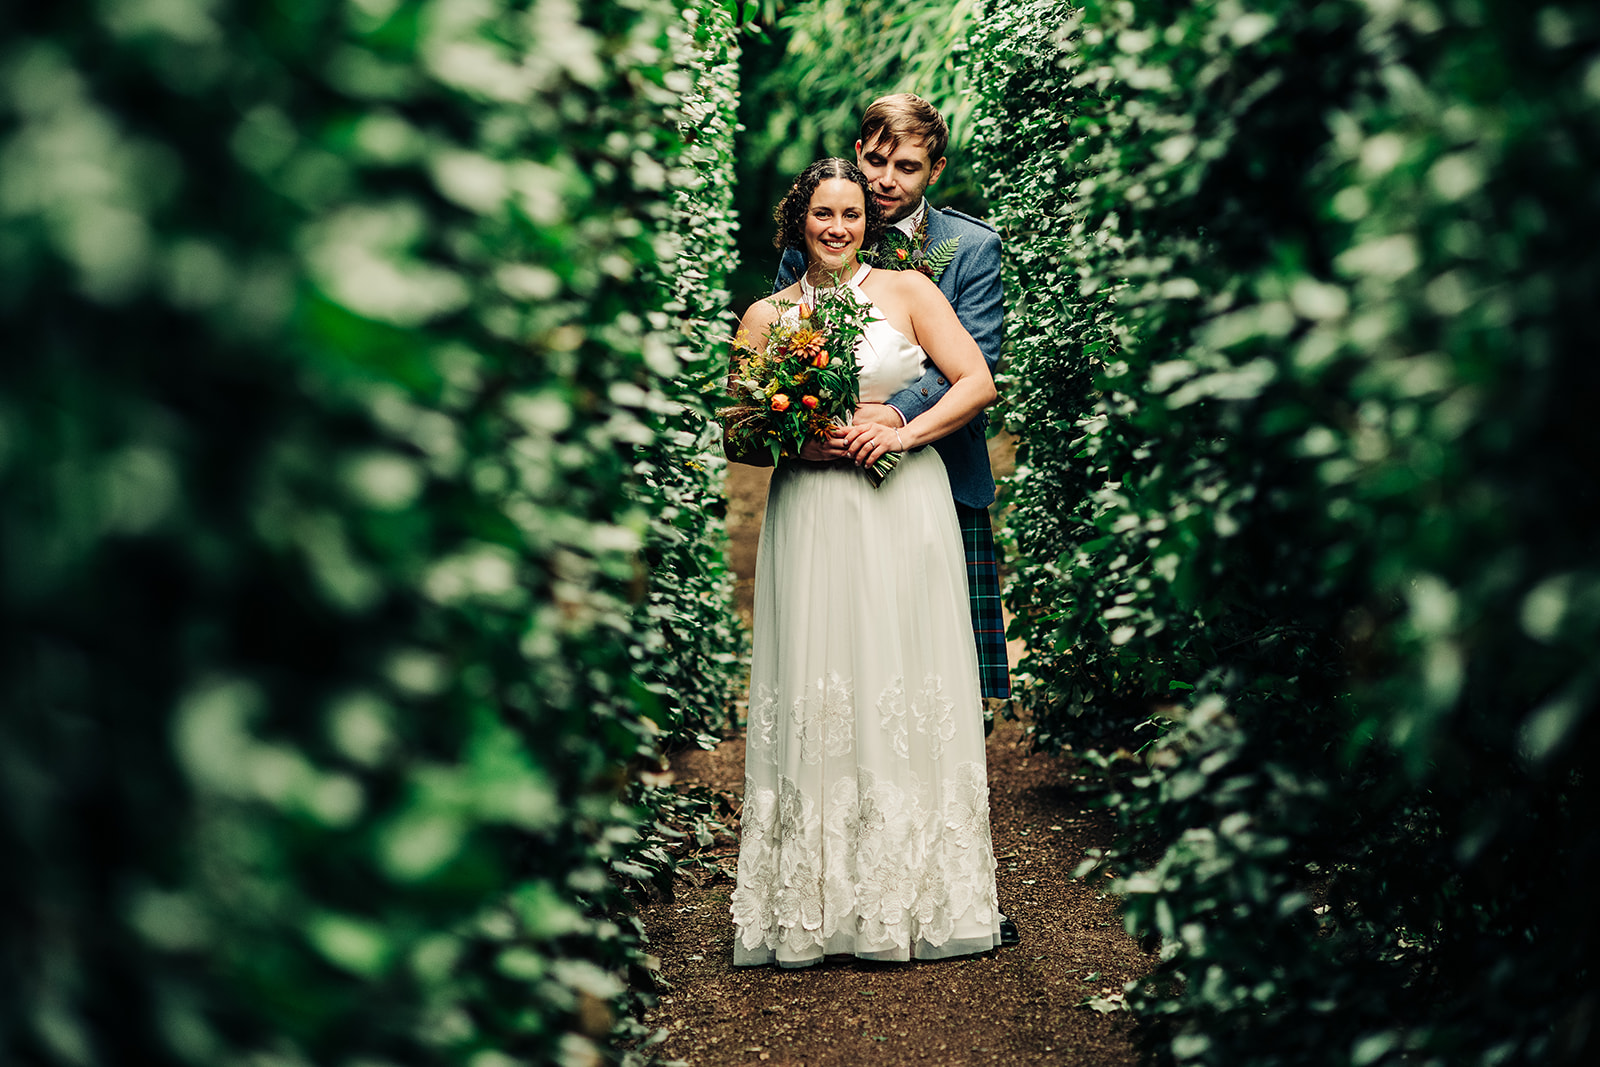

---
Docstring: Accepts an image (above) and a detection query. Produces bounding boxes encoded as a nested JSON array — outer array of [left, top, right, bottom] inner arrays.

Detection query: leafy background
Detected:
[[968, 0, 1599, 1063], [5, 0, 1597, 1065], [2, 1, 741, 1065]]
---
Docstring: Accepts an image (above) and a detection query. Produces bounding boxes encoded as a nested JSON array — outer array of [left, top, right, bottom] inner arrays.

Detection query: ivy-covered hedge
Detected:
[[972, 0, 1597, 1063], [634, 2, 745, 752], [1, 2, 740, 1065]]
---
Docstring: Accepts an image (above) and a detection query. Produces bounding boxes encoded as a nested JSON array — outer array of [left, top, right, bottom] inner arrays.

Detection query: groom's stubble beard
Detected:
[[866, 169, 932, 226], [857, 132, 943, 228], [879, 197, 915, 225], [871, 176, 919, 224]]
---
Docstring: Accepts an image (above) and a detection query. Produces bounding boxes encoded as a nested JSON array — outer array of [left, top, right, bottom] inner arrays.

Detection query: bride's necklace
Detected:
[[800, 261, 869, 305]]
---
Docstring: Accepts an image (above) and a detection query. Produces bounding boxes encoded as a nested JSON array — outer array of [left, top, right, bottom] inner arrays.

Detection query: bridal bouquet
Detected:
[[719, 282, 901, 486]]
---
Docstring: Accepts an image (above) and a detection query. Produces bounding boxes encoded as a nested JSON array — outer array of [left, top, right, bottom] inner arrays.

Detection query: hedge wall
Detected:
[[971, 0, 1597, 1063], [633, 2, 745, 752], [1, 2, 740, 1065]]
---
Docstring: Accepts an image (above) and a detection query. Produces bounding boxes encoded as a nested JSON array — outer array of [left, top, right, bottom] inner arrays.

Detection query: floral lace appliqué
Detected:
[[876, 677, 910, 759], [749, 684, 780, 751], [821, 672, 854, 758], [912, 674, 957, 759], [731, 765, 997, 958], [789, 672, 855, 764]]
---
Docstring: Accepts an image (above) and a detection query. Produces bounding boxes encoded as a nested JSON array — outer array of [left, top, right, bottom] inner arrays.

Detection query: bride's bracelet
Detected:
[[892, 428, 905, 452]]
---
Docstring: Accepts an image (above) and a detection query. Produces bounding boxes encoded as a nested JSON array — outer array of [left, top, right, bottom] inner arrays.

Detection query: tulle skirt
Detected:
[[731, 448, 1001, 967]]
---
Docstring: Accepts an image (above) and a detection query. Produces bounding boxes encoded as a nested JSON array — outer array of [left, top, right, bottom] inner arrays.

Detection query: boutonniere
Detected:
[[865, 214, 959, 282]]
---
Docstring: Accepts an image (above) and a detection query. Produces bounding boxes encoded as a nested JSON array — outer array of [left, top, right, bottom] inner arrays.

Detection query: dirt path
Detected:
[[637, 717, 1150, 1066], [636, 443, 1151, 1065]]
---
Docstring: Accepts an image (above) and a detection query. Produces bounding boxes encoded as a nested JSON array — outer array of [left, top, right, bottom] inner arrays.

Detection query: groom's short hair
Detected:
[[859, 93, 949, 163]]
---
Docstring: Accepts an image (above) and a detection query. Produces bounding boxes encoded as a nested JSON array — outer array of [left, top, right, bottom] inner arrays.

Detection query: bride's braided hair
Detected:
[[772, 157, 885, 253]]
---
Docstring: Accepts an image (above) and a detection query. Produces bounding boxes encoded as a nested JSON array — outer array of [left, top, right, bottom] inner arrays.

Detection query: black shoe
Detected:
[[999, 918, 1021, 946]]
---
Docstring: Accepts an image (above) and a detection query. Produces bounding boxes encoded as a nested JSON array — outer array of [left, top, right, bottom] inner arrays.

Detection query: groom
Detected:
[[774, 94, 1018, 946]]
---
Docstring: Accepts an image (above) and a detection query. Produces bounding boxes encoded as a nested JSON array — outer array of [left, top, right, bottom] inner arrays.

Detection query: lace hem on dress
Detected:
[[730, 757, 999, 967]]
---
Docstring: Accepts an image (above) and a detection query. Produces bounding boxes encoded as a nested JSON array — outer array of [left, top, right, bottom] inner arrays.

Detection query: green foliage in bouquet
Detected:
[[971, 0, 1599, 1064], [0, 2, 742, 1067]]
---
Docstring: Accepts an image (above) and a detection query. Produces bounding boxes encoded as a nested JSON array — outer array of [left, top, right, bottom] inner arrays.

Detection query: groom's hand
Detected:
[[851, 403, 905, 429], [798, 426, 848, 461]]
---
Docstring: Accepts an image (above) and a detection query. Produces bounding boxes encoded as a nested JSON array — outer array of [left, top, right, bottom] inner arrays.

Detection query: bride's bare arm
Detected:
[[841, 273, 995, 468]]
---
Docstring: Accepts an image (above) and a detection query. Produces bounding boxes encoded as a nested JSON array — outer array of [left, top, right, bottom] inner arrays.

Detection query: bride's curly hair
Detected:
[[772, 157, 885, 254]]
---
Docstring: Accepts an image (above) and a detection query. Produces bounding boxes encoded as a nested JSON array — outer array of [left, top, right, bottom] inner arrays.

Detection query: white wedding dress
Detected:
[[731, 263, 1001, 967]]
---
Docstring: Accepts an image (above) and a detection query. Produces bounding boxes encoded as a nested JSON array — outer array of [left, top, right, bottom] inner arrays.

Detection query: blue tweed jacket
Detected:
[[776, 205, 1004, 509]]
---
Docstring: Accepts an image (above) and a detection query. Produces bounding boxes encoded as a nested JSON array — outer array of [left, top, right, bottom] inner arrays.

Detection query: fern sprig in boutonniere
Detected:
[[920, 235, 959, 279], [866, 217, 960, 283]]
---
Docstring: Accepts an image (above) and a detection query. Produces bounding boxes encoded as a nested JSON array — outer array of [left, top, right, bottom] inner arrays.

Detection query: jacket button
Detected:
[[921, 388, 929, 395], [937, 376, 947, 385]]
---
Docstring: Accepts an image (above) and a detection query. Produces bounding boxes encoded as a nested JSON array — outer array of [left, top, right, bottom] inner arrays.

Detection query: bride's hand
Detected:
[[841, 422, 904, 468], [798, 426, 849, 461]]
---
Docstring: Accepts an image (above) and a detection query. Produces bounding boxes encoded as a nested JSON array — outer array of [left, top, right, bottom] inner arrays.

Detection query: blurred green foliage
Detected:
[[1, 1, 741, 1065], [729, 0, 984, 306], [971, 0, 1598, 1063], [634, 4, 747, 756]]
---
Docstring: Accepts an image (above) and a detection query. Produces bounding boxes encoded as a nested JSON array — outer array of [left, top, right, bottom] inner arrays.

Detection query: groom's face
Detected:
[[855, 134, 947, 225]]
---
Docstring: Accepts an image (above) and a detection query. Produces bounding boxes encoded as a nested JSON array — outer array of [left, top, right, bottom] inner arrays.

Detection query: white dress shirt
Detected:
[[890, 198, 929, 238]]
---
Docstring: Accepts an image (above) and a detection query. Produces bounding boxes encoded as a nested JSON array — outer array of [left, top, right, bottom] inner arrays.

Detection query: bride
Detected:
[[727, 158, 1002, 967]]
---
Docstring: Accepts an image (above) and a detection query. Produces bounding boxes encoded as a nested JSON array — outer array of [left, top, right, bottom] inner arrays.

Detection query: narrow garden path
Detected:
[[635, 447, 1152, 1066], [637, 715, 1150, 1066]]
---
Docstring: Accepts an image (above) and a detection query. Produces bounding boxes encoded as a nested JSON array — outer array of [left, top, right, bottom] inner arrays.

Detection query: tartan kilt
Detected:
[[957, 503, 1011, 700]]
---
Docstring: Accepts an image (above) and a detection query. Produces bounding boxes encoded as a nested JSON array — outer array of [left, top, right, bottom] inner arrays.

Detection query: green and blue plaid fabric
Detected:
[[957, 504, 1011, 700]]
